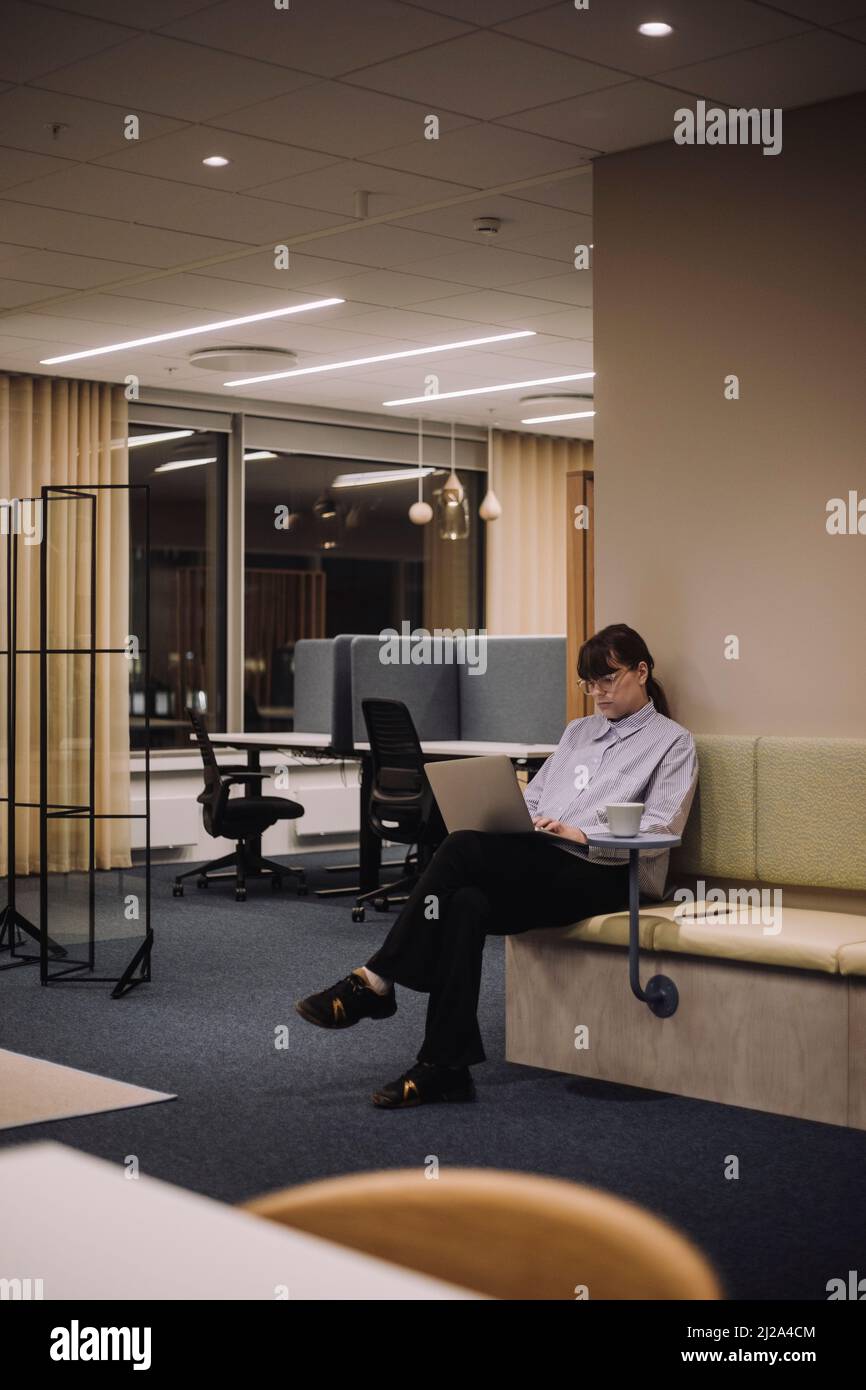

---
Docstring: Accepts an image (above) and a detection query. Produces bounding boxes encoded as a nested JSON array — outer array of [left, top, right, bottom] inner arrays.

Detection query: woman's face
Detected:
[[592, 660, 649, 721]]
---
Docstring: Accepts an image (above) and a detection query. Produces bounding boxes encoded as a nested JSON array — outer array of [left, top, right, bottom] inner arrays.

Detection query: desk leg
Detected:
[[627, 848, 679, 1018], [244, 748, 264, 873], [358, 753, 381, 896]]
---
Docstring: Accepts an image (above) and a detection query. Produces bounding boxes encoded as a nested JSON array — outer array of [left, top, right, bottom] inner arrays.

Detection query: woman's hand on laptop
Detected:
[[533, 817, 588, 845]]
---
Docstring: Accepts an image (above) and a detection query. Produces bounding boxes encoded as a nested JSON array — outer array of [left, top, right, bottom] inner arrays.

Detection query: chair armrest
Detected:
[[224, 771, 269, 785]]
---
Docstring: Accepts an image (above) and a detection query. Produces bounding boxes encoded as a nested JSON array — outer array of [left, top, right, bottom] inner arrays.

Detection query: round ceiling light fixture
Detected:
[[188, 346, 299, 374], [519, 392, 593, 412], [202, 154, 231, 167], [638, 21, 674, 37]]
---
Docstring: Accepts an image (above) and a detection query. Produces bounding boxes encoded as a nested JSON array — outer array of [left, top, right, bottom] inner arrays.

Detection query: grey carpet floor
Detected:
[[2, 853, 865, 1301]]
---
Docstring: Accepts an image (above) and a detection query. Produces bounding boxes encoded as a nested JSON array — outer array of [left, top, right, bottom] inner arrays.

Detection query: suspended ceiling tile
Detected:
[[0, 88, 185, 162], [511, 175, 593, 215], [216, 81, 473, 157], [503, 220, 593, 262], [833, 17, 866, 37], [0, 246, 139, 290], [162, 0, 471, 76], [96, 125, 339, 191], [392, 193, 589, 245], [524, 306, 594, 339], [0, 199, 246, 266], [301, 222, 474, 269], [36, 34, 315, 122], [300, 268, 473, 307], [505, 333, 594, 363], [0, 146, 76, 190], [0, 277, 73, 309], [40, 0, 213, 23], [246, 159, 468, 217], [774, 0, 866, 20], [116, 272, 347, 315], [344, 31, 626, 120], [3, 165, 348, 244], [366, 122, 593, 186], [506, 271, 593, 306], [331, 305, 496, 341], [398, 244, 565, 289], [407, 0, 556, 23], [497, 0, 810, 78], [658, 30, 866, 108], [501, 80, 705, 154], [195, 251, 374, 291], [0, 0, 136, 83], [410, 287, 583, 326]]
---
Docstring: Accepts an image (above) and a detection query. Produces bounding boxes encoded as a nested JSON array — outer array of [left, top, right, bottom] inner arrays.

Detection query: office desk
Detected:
[[205, 732, 555, 895], [0, 1143, 477, 1301]]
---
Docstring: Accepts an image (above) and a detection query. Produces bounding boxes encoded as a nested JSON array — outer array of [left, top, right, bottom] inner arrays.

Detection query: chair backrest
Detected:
[[363, 697, 424, 778], [187, 705, 218, 772], [361, 699, 430, 844], [244, 1167, 722, 1301], [187, 707, 223, 834]]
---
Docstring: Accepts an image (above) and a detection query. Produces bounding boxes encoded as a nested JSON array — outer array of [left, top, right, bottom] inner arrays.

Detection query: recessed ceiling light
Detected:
[[154, 457, 216, 473], [244, 451, 277, 460], [224, 331, 536, 387], [521, 410, 596, 423], [39, 300, 344, 365], [638, 21, 673, 36], [202, 155, 230, 167], [383, 372, 595, 407]]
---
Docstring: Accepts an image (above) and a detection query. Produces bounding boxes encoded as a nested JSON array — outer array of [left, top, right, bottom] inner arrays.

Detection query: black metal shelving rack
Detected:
[[0, 484, 152, 997], [0, 507, 67, 970]]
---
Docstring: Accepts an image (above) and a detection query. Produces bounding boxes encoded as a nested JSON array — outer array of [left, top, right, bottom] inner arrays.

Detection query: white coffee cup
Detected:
[[606, 802, 644, 837]]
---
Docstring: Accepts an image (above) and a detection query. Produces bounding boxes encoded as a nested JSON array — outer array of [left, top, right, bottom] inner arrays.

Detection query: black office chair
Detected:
[[173, 709, 307, 903], [351, 698, 446, 923]]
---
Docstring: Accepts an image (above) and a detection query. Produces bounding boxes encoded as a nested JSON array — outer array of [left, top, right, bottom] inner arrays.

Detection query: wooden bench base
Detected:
[[506, 934, 866, 1129]]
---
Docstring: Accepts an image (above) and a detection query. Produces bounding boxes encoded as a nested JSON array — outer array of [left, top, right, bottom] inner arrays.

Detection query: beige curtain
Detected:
[[0, 375, 130, 874], [485, 431, 592, 634]]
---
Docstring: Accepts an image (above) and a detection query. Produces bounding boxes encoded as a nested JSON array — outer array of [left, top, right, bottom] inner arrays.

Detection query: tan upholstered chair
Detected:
[[244, 1166, 722, 1301]]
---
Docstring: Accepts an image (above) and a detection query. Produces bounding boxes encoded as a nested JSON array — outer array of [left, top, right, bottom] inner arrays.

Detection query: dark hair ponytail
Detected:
[[577, 623, 672, 719]]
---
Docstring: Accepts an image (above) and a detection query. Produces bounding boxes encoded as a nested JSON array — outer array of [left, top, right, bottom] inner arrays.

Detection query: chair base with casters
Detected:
[[172, 841, 307, 903], [351, 845, 429, 923]]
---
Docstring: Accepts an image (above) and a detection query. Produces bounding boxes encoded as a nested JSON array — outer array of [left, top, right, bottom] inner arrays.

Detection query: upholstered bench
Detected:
[[506, 736, 866, 1129]]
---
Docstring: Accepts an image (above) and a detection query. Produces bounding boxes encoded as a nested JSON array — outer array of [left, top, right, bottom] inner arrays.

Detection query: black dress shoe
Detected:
[[372, 1061, 476, 1109], [296, 971, 397, 1030]]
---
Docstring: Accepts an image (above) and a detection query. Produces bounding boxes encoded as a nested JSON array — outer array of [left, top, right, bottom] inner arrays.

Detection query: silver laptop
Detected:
[[425, 755, 586, 854]]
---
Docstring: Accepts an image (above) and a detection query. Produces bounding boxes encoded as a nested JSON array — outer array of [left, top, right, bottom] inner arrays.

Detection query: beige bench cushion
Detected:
[[564, 902, 866, 974], [838, 941, 866, 977], [756, 738, 866, 891], [557, 911, 663, 950]]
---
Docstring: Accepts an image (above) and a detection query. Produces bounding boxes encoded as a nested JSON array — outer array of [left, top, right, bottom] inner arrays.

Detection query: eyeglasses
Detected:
[[577, 666, 633, 696]]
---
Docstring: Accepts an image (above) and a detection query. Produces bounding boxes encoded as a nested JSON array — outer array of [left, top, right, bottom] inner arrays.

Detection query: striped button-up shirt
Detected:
[[524, 699, 698, 900]]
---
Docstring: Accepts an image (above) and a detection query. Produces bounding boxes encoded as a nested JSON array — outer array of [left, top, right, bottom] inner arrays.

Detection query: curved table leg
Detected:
[[627, 849, 678, 1017]]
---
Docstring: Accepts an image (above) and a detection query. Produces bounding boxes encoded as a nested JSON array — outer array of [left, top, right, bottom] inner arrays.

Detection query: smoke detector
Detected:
[[473, 216, 501, 237], [188, 346, 298, 373]]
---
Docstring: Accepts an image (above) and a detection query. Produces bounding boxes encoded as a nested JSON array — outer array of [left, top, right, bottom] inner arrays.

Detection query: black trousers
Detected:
[[366, 829, 629, 1069]]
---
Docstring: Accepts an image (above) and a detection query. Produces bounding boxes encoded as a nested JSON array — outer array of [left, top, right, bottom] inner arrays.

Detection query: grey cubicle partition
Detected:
[[349, 635, 461, 744], [292, 639, 335, 735], [458, 636, 567, 745], [295, 633, 568, 750]]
